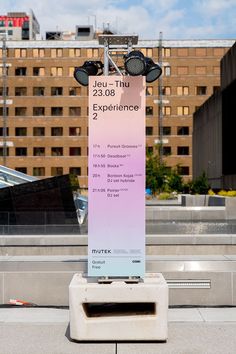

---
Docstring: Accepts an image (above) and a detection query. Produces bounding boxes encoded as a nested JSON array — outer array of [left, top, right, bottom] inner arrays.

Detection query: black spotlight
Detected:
[[74, 61, 103, 86], [124, 50, 146, 76], [144, 58, 162, 83]]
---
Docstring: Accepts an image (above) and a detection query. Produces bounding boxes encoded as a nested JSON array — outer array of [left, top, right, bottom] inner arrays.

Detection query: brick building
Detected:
[[0, 35, 234, 188]]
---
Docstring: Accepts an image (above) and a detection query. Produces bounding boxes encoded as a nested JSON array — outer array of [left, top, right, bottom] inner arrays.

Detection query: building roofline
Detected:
[[2, 39, 235, 49]]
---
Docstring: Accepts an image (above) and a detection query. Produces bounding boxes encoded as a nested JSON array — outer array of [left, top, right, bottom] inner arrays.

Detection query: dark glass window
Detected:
[[15, 147, 27, 156]]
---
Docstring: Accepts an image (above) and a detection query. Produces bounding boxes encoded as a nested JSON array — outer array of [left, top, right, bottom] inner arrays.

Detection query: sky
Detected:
[[0, 0, 236, 40]]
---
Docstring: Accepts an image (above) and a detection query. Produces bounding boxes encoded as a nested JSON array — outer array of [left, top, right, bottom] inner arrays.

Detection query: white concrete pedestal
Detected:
[[69, 273, 168, 341]]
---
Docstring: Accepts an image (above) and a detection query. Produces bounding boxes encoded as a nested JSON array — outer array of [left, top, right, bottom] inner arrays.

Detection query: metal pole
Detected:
[[158, 31, 163, 163], [103, 39, 109, 76], [2, 33, 7, 166]]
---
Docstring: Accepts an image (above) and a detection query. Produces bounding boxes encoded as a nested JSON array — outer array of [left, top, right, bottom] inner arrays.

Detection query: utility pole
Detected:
[[1, 32, 8, 166], [158, 31, 163, 163]]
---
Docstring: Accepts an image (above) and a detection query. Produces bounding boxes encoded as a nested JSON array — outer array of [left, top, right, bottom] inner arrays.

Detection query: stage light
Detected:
[[144, 58, 162, 83], [74, 61, 103, 86], [124, 50, 146, 76]]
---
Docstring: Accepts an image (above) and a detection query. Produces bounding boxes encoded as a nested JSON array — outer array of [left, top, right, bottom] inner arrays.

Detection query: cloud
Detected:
[[0, 0, 235, 39]]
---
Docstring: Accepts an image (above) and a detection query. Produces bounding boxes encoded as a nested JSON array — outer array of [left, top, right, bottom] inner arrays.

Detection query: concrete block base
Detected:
[[69, 272, 168, 341]]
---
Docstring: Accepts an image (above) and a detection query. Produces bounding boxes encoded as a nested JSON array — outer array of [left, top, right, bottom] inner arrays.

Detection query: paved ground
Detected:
[[0, 307, 236, 354]]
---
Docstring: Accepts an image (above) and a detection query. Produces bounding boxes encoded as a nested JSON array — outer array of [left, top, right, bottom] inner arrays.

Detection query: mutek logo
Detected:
[[92, 249, 112, 254]]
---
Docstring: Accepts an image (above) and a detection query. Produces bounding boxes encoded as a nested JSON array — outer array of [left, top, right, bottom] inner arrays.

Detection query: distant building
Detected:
[[0, 10, 235, 187], [193, 41, 236, 189], [0, 10, 40, 40]]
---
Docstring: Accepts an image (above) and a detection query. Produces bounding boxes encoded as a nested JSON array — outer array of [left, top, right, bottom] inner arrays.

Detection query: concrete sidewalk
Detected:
[[0, 307, 236, 354]]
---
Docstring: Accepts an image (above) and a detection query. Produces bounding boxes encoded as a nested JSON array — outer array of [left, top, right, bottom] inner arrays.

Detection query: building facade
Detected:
[[193, 41, 236, 189], [0, 36, 234, 188], [0, 11, 40, 40]]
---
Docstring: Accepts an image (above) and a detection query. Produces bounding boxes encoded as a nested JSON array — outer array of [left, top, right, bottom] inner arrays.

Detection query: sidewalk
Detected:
[[0, 307, 236, 354]]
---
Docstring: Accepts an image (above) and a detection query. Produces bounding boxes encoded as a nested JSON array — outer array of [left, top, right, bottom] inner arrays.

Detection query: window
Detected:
[[33, 67, 45, 76], [15, 67, 27, 76], [177, 106, 189, 115], [177, 48, 188, 56], [33, 87, 45, 96], [178, 166, 189, 175], [146, 127, 153, 136], [69, 107, 81, 116], [0, 148, 9, 156], [15, 87, 27, 96], [69, 87, 81, 96], [177, 66, 188, 75], [15, 147, 27, 156], [51, 127, 63, 136], [33, 127, 45, 136], [195, 66, 206, 75], [146, 86, 153, 96], [0, 127, 9, 136], [177, 126, 189, 135], [33, 147, 45, 156], [15, 127, 27, 136], [141, 48, 153, 56], [177, 146, 189, 155], [51, 87, 63, 96], [69, 67, 75, 77], [162, 86, 171, 95], [146, 146, 153, 154], [69, 127, 81, 136], [196, 86, 207, 95], [162, 106, 171, 115], [146, 106, 153, 116], [177, 86, 189, 95], [69, 167, 81, 175], [0, 87, 8, 96], [162, 48, 171, 57], [33, 167, 45, 176], [15, 167, 27, 174], [86, 49, 99, 57], [163, 146, 171, 156], [51, 107, 63, 116], [32, 48, 45, 58], [14, 49, 27, 58], [163, 126, 171, 135], [50, 67, 63, 76], [69, 147, 81, 156], [15, 107, 27, 116], [0, 67, 9, 76], [51, 147, 63, 156], [33, 107, 45, 116], [164, 66, 171, 76], [0, 107, 9, 116], [51, 167, 63, 176], [213, 86, 220, 93], [69, 48, 81, 57], [51, 48, 63, 58]]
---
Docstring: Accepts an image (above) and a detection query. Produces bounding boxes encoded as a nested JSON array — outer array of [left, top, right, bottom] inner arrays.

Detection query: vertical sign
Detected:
[[88, 76, 145, 277]]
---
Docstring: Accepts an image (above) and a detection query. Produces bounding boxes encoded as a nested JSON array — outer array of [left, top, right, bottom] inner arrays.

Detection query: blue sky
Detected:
[[0, 0, 235, 39]]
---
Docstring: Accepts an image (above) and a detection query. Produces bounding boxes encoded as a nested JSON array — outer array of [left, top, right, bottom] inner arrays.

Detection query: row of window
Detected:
[[0, 127, 82, 137], [0, 65, 220, 77], [5, 164, 190, 177], [0, 126, 189, 137], [1, 85, 217, 97], [0, 106, 195, 116], [0, 147, 82, 156], [146, 126, 190, 136], [0, 86, 82, 96], [12, 166, 82, 177], [0, 47, 225, 59], [0, 107, 83, 116]]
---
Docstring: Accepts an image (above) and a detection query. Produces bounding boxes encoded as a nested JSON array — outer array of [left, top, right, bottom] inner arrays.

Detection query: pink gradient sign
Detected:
[[88, 76, 145, 276]]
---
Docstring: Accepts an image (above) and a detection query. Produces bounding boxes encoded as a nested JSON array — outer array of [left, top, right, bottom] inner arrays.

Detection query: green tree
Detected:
[[190, 171, 210, 194]]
